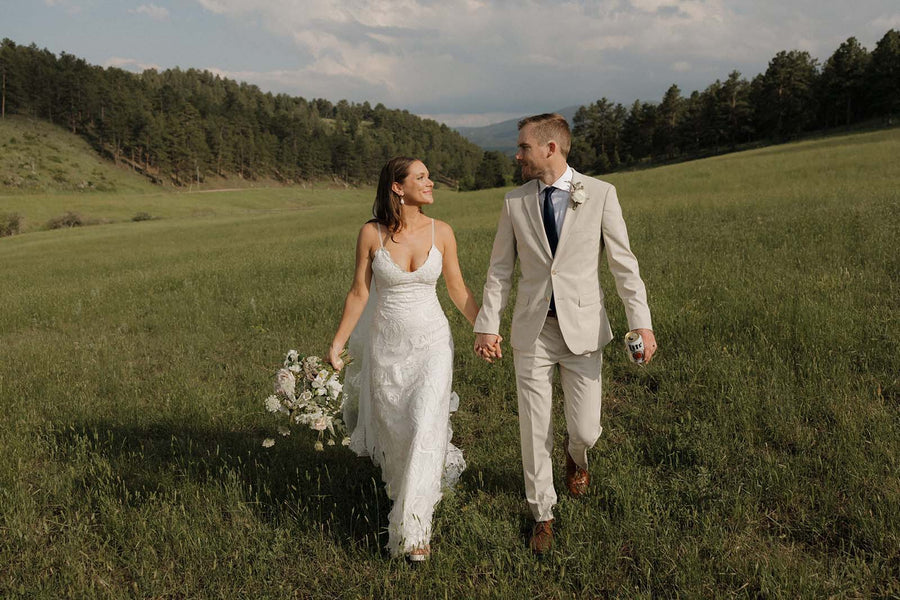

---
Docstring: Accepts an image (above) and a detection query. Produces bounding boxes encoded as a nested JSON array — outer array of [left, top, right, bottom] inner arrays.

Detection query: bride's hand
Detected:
[[474, 333, 503, 363], [327, 344, 345, 371]]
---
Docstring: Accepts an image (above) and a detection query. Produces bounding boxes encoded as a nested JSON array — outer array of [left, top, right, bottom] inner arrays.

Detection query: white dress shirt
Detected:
[[537, 165, 573, 239]]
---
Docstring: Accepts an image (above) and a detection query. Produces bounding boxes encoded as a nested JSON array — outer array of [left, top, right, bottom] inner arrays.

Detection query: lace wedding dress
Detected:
[[342, 219, 466, 556]]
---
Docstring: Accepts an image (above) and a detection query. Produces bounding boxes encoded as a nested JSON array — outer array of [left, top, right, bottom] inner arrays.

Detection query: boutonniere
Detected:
[[569, 180, 587, 209]]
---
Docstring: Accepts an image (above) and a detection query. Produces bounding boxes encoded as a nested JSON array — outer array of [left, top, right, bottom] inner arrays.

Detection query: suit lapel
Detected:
[[554, 171, 584, 258], [522, 180, 553, 258]]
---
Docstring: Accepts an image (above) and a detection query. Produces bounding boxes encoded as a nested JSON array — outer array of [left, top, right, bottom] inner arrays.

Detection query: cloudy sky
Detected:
[[5, 1, 899, 127]]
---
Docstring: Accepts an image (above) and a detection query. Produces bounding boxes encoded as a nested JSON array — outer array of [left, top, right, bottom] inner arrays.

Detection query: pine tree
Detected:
[[820, 37, 870, 126], [866, 29, 900, 119]]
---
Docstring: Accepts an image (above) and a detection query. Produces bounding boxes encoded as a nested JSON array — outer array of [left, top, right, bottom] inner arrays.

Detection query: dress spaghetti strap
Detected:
[[376, 223, 384, 248], [431, 219, 435, 246]]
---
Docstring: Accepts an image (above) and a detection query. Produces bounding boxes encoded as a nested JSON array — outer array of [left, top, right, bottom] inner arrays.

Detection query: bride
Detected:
[[327, 156, 484, 561]]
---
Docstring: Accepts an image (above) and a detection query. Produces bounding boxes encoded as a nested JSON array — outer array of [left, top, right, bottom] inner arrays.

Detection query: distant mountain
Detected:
[[455, 106, 580, 154]]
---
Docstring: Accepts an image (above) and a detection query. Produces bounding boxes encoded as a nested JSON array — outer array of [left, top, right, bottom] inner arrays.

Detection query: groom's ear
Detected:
[[546, 140, 558, 157]]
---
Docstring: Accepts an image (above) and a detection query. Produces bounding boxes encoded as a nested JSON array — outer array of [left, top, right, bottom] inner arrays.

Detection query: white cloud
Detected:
[[131, 4, 170, 21], [105, 57, 163, 71], [183, 0, 900, 121], [187, 1, 745, 101], [871, 13, 900, 31], [44, 0, 82, 14]]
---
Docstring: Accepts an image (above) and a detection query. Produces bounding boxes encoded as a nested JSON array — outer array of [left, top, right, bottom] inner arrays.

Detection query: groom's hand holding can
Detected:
[[625, 328, 657, 364]]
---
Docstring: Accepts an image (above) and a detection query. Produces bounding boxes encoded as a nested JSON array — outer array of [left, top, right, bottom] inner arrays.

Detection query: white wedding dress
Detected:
[[342, 219, 466, 556]]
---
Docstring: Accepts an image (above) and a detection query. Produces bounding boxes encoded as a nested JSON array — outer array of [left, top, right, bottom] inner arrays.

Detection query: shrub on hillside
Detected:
[[0, 213, 22, 237], [46, 211, 83, 229], [132, 212, 153, 222]]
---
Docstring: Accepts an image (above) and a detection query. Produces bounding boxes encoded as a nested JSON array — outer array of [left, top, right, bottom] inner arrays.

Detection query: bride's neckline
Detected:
[[378, 245, 440, 274], [376, 217, 439, 274]]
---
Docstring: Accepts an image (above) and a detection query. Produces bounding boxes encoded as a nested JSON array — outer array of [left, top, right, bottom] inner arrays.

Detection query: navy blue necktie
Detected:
[[542, 186, 558, 315], [542, 186, 558, 255]]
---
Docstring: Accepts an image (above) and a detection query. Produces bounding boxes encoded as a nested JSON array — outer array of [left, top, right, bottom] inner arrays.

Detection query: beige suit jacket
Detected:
[[475, 170, 652, 355]]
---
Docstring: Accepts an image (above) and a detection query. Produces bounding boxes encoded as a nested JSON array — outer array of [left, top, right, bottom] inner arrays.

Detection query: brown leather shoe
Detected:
[[565, 438, 590, 497], [407, 545, 431, 563], [529, 519, 554, 555]]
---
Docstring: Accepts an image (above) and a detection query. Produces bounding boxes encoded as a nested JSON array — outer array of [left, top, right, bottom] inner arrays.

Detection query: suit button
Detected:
[[551, 269, 558, 275]]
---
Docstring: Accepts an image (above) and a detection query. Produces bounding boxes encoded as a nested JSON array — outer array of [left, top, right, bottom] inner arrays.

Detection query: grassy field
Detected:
[[0, 115, 359, 235], [0, 127, 898, 598]]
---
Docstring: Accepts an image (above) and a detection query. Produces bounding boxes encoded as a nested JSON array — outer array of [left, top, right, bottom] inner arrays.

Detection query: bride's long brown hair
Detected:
[[371, 156, 423, 237]]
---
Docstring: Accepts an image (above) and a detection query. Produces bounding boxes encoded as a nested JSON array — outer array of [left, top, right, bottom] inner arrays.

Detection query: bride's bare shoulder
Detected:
[[356, 221, 384, 253], [359, 220, 382, 239], [432, 219, 455, 237], [432, 219, 459, 253]]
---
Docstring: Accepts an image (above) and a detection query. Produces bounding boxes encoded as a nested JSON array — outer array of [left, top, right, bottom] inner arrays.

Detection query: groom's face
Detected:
[[516, 124, 550, 181]]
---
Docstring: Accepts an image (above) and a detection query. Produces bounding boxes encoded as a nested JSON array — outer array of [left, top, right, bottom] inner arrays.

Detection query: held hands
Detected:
[[474, 333, 503, 363], [632, 328, 657, 364]]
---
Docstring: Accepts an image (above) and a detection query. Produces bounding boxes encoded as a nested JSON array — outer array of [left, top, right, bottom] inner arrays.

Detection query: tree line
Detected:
[[2, 32, 898, 189], [0, 38, 483, 186], [568, 30, 900, 175]]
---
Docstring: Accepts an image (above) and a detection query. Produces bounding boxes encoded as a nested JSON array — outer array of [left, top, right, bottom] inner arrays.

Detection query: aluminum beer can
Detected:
[[624, 331, 644, 364]]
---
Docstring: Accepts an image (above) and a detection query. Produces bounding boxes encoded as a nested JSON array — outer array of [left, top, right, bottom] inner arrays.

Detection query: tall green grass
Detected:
[[0, 128, 898, 598]]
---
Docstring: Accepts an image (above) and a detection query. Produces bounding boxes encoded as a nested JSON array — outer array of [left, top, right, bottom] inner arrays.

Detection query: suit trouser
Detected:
[[513, 316, 603, 522]]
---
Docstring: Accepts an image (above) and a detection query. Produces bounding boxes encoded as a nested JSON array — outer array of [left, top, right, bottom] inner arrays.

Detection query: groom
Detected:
[[474, 113, 657, 554]]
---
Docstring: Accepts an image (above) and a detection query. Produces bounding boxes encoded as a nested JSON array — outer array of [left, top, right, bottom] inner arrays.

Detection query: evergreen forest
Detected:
[[1, 30, 899, 188], [0, 39, 482, 187], [568, 30, 900, 174]]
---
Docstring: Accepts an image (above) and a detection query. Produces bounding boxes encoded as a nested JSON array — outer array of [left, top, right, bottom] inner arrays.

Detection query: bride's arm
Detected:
[[437, 220, 480, 326], [328, 223, 377, 369]]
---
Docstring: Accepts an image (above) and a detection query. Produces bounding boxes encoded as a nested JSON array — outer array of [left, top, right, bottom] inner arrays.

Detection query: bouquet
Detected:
[[262, 349, 351, 451]]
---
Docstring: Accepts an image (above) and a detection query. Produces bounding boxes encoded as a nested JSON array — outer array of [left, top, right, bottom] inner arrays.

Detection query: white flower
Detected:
[[297, 410, 323, 426], [312, 373, 328, 396], [274, 368, 296, 399], [570, 181, 587, 209], [263, 348, 350, 455], [264, 395, 281, 413], [326, 377, 343, 398]]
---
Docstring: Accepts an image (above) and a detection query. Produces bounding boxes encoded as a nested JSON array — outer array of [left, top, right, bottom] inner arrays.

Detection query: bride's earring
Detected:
[[399, 196, 405, 205]]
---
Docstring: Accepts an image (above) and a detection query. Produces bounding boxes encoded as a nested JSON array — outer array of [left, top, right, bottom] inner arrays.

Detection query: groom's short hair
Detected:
[[518, 113, 571, 158]]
